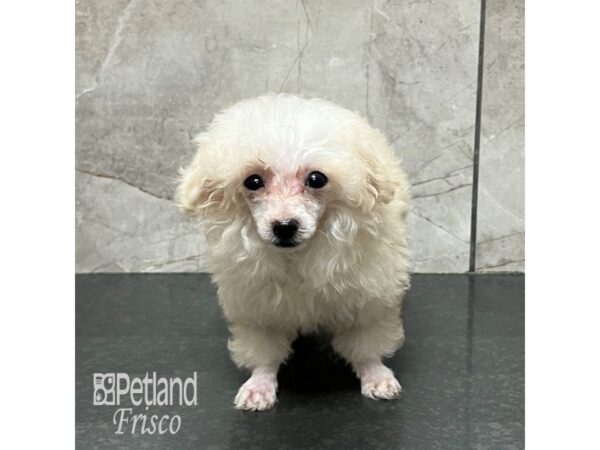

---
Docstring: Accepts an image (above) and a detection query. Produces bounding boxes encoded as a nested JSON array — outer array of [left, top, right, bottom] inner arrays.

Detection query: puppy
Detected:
[[176, 94, 410, 411]]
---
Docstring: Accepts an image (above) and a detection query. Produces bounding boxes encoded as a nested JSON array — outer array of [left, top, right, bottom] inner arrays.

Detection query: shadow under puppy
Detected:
[[176, 94, 410, 411]]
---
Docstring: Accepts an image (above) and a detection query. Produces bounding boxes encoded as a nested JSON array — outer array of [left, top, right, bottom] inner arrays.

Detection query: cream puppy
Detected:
[[176, 94, 410, 411]]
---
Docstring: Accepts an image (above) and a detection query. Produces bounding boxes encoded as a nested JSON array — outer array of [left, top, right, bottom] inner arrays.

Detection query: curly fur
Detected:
[[176, 94, 411, 410]]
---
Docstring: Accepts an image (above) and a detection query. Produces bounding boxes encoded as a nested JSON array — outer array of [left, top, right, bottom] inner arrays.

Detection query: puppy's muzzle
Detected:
[[272, 219, 299, 247]]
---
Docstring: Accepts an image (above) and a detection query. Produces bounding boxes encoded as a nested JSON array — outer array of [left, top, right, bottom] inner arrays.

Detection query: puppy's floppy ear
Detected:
[[361, 146, 396, 205], [353, 125, 407, 211], [176, 133, 231, 217]]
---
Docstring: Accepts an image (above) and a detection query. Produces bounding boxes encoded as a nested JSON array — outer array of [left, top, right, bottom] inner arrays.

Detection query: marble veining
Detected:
[[475, 0, 525, 271], [75, 0, 524, 273]]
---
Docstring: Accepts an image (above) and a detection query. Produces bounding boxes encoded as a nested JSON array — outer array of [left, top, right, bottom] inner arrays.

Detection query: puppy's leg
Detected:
[[228, 323, 294, 411], [353, 359, 402, 400], [233, 366, 279, 412], [332, 315, 405, 400]]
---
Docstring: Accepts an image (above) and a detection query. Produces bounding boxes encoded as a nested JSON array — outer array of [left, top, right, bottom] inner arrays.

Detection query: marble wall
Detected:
[[76, 0, 524, 273], [476, 0, 525, 271]]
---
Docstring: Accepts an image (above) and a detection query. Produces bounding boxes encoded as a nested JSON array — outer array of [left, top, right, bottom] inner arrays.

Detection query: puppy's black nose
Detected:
[[272, 219, 299, 240]]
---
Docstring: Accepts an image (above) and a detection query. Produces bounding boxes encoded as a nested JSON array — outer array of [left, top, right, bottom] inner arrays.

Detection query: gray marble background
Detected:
[[76, 0, 524, 273]]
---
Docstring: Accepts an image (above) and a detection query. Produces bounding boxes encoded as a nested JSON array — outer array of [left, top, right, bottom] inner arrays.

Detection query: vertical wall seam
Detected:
[[468, 0, 487, 273]]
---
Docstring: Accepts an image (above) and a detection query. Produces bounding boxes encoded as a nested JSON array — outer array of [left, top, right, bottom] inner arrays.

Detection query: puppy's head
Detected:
[[176, 95, 404, 250]]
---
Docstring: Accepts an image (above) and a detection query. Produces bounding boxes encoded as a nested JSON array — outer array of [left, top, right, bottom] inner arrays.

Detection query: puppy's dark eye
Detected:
[[306, 171, 328, 189], [243, 174, 264, 191]]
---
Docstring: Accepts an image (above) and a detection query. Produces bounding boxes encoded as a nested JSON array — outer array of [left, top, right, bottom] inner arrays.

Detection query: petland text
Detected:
[[93, 372, 198, 435]]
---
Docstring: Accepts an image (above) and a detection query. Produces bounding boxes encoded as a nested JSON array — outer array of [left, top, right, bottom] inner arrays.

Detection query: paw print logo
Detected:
[[93, 373, 116, 405]]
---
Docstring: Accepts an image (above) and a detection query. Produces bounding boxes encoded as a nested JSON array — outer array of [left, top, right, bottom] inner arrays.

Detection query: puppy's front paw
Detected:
[[360, 364, 402, 400], [234, 376, 277, 411]]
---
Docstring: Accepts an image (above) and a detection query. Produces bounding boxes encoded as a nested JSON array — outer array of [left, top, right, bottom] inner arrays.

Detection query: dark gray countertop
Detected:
[[76, 273, 524, 449]]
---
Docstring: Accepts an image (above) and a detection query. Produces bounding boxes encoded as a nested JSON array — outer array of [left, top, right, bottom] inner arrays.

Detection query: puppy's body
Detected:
[[177, 94, 410, 411]]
